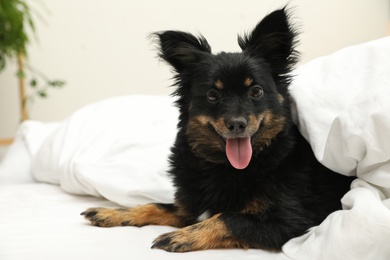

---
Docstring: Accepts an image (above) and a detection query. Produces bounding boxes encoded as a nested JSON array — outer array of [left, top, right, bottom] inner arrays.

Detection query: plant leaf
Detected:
[[0, 54, 5, 71], [16, 70, 25, 78], [38, 90, 47, 98], [49, 80, 65, 87], [30, 79, 37, 87]]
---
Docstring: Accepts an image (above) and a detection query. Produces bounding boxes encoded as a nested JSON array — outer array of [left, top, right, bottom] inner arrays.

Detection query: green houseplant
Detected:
[[0, 0, 64, 144]]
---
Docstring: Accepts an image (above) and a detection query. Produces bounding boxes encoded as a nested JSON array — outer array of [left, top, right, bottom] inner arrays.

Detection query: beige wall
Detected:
[[1, 0, 389, 139]]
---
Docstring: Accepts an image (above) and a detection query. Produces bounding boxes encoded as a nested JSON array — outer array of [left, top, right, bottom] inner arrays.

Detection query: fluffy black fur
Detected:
[[155, 7, 353, 250], [82, 7, 354, 252]]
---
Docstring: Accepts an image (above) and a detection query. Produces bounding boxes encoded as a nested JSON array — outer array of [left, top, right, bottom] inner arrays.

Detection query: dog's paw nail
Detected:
[[80, 210, 95, 216], [81, 209, 98, 218], [152, 235, 170, 248], [152, 232, 194, 252]]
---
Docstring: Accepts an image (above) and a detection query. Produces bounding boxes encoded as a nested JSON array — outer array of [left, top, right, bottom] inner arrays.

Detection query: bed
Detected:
[[1, 37, 390, 260]]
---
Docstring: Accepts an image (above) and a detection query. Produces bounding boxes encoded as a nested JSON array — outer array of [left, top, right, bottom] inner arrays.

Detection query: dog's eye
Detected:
[[207, 89, 220, 103], [249, 85, 263, 99]]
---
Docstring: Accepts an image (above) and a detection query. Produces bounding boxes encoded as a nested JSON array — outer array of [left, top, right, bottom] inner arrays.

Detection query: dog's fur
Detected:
[[82, 7, 354, 252]]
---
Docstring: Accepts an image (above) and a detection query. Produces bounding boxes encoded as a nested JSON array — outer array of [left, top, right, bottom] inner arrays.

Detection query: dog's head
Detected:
[[153, 8, 299, 169]]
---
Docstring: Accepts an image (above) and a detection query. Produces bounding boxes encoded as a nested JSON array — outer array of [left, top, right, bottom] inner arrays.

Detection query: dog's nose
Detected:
[[226, 117, 247, 134]]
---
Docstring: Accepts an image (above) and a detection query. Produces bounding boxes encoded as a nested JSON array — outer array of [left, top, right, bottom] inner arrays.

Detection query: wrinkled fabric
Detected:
[[285, 37, 390, 260], [31, 95, 178, 206]]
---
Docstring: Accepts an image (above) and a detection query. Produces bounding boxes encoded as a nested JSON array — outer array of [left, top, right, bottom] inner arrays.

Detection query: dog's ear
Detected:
[[153, 31, 212, 73], [238, 7, 299, 81]]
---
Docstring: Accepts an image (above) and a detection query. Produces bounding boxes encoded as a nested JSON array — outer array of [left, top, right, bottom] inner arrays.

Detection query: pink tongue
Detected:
[[226, 137, 252, 170]]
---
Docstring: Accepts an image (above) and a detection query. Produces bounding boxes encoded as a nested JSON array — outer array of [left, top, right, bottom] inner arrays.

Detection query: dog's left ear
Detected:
[[238, 7, 299, 81], [153, 31, 212, 73]]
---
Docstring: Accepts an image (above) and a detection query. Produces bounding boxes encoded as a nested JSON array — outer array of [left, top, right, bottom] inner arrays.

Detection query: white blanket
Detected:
[[31, 95, 178, 206], [2, 37, 390, 259], [285, 37, 390, 259]]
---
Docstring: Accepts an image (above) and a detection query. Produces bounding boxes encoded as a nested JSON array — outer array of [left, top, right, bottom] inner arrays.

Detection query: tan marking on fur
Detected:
[[186, 116, 225, 163], [215, 80, 223, 90], [240, 197, 270, 214], [246, 114, 264, 135], [209, 117, 226, 135], [153, 214, 248, 252], [244, 77, 253, 87], [253, 110, 286, 149], [82, 204, 185, 228], [193, 115, 211, 126]]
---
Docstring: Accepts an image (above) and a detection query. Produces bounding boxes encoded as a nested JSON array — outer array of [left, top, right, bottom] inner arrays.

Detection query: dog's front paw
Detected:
[[81, 207, 130, 227], [152, 214, 246, 252], [81, 204, 185, 228], [152, 230, 195, 252]]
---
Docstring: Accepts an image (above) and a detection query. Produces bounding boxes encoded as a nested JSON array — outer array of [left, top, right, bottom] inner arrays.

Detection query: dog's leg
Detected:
[[152, 211, 304, 252], [152, 213, 241, 252], [81, 203, 186, 228]]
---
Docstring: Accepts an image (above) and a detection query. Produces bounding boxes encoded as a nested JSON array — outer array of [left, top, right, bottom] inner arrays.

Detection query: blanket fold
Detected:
[[31, 95, 178, 206]]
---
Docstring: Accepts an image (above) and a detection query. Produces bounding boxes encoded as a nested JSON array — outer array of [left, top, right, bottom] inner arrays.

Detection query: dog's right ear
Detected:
[[152, 31, 212, 73]]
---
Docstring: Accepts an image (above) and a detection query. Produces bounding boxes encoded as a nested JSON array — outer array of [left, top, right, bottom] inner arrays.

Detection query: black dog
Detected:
[[82, 7, 354, 252]]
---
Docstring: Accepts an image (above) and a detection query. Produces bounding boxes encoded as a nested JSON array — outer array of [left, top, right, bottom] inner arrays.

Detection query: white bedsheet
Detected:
[[0, 183, 286, 260], [1, 37, 390, 259]]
